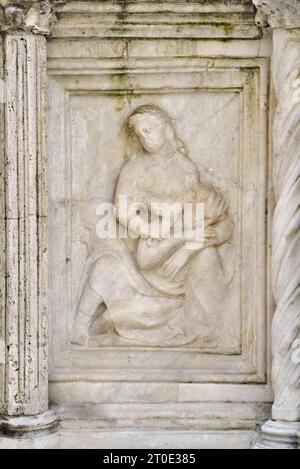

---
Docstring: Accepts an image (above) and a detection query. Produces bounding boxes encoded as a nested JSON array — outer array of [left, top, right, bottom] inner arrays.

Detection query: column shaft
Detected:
[[271, 28, 300, 423], [1, 33, 48, 417]]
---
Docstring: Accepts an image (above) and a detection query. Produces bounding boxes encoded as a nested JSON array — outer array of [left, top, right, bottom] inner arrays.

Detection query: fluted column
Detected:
[[0, 0, 65, 438], [253, 0, 300, 449]]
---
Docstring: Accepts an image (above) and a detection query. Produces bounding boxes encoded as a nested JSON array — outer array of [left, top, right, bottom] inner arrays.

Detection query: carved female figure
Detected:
[[71, 105, 234, 349]]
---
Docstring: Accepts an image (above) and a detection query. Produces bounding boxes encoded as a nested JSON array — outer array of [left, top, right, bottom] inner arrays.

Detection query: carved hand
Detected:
[[162, 225, 220, 280], [203, 225, 219, 248], [161, 245, 192, 281]]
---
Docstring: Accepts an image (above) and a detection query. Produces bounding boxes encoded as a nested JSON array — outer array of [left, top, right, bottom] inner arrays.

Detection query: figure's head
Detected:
[[126, 105, 187, 157]]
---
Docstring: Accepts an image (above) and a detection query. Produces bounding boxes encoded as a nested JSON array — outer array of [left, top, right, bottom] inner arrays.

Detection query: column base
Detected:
[[254, 420, 300, 449], [0, 410, 59, 438]]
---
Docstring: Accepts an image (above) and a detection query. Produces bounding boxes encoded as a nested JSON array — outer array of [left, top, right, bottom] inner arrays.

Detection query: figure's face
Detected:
[[131, 114, 167, 154]]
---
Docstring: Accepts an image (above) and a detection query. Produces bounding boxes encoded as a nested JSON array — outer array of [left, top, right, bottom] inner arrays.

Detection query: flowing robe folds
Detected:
[[85, 150, 235, 349]]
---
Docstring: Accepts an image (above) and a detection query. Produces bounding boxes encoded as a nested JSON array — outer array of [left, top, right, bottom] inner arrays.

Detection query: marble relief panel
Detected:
[[48, 59, 269, 383]]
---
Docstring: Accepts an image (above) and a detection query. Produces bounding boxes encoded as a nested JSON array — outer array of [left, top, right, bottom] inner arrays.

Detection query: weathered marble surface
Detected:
[[53, 0, 261, 39], [71, 103, 235, 349], [0, 0, 299, 450], [48, 50, 270, 386], [44, 6, 273, 452]]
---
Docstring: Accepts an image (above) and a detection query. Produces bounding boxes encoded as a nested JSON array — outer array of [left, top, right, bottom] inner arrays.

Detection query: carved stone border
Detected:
[[47, 59, 268, 386], [0, 0, 299, 447]]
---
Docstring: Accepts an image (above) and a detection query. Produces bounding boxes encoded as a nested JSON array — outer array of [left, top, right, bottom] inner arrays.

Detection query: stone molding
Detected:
[[51, 0, 260, 40]]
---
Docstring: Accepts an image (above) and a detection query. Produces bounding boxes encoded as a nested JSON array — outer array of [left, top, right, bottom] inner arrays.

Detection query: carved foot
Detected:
[[70, 312, 91, 346], [70, 329, 88, 346]]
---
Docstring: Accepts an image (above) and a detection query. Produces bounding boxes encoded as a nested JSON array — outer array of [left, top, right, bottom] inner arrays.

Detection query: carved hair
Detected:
[[125, 104, 188, 160]]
